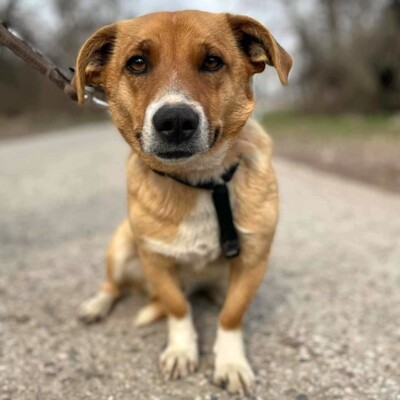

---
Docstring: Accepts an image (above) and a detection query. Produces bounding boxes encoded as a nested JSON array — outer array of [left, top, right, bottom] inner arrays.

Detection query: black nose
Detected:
[[152, 103, 200, 144]]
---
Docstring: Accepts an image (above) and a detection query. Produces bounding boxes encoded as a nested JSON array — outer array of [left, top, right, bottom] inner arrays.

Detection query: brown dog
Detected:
[[74, 10, 292, 394]]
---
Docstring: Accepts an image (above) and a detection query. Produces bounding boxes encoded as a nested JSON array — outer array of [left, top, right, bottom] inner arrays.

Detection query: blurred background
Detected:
[[1, 0, 399, 191]]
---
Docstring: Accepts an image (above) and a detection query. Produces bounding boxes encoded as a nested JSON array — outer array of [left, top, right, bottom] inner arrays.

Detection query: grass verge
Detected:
[[262, 111, 400, 193]]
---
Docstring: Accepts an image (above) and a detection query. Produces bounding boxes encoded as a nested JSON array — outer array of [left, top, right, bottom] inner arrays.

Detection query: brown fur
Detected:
[[74, 10, 291, 391]]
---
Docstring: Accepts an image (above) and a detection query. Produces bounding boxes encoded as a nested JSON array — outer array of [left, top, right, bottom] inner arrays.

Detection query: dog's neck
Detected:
[[152, 159, 240, 188], [149, 156, 241, 259]]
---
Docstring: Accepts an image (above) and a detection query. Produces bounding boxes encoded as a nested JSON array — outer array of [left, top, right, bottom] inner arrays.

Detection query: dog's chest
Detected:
[[145, 191, 221, 269]]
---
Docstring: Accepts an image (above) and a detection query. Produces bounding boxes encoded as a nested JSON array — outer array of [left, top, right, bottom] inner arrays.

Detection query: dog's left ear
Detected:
[[226, 14, 293, 85], [73, 23, 117, 104]]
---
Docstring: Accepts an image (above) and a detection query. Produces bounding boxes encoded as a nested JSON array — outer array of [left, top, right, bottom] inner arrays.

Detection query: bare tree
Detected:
[[283, 0, 400, 112]]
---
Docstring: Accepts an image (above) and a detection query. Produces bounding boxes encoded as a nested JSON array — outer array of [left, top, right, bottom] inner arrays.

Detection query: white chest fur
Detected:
[[145, 191, 221, 270]]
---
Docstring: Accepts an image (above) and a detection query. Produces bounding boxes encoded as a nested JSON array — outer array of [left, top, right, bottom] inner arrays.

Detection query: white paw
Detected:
[[133, 302, 165, 327], [213, 326, 255, 395], [78, 292, 114, 323], [160, 312, 198, 380], [214, 357, 255, 395], [160, 344, 198, 380]]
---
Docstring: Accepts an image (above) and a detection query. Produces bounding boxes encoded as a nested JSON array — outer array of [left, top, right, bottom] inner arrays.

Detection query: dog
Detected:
[[74, 10, 292, 395]]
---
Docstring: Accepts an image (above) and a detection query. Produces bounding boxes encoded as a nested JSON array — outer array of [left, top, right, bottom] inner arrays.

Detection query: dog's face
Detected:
[[74, 11, 292, 172]]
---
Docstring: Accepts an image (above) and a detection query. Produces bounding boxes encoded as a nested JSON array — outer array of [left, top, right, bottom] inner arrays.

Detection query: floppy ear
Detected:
[[73, 23, 116, 104], [226, 14, 293, 85]]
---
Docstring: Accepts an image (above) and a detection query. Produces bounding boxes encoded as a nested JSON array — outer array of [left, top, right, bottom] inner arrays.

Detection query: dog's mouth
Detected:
[[155, 150, 195, 160]]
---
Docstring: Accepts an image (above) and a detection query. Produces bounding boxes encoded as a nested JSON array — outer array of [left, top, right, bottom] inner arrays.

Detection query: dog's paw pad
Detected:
[[160, 346, 198, 380], [77, 293, 114, 323], [214, 361, 255, 395]]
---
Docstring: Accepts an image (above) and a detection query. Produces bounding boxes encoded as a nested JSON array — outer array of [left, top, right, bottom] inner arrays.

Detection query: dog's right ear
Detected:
[[73, 24, 116, 105]]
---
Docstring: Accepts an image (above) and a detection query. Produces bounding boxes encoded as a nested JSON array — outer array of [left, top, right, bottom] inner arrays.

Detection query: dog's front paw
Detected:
[[213, 327, 255, 395], [160, 344, 198, 380], [214, 357, 255, 395], [78, 292, 115, 323]]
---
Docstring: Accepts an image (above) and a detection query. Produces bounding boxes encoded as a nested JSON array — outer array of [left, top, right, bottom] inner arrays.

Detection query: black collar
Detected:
[[152, 163, 240, 258], [152, 162, 239, 189]]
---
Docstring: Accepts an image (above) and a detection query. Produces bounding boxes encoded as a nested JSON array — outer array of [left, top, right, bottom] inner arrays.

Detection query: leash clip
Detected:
[[83, 86, 108, 108]]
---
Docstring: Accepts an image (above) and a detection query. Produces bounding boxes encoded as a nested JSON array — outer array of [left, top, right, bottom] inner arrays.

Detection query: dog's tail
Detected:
[[133, 300, 166, 327]]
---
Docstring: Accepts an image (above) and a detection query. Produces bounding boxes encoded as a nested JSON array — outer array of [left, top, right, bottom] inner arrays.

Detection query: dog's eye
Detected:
[[126, 56, 148, 74], [201, 55, 223, 72]]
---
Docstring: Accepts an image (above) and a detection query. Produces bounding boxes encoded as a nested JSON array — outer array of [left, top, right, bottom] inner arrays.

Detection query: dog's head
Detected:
[[74, 11, 292, 173]]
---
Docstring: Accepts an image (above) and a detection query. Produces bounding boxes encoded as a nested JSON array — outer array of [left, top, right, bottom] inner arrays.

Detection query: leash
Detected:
[[153, 163, 241, 259], [0, 22, 108, 108]]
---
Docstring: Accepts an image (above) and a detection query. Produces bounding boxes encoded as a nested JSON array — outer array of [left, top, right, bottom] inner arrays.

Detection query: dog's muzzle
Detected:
[[141, 94, 210, 161]]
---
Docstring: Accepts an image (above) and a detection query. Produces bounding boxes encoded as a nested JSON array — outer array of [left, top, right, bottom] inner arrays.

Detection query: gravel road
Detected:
[[1, 123, 399, 400]]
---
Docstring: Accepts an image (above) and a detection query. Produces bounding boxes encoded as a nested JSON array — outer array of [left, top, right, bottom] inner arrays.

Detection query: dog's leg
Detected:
[[133, 298, 165, 327], [78, 219, 138, 323], [138, 248, 198, 379], [213, 254, 269, 395]]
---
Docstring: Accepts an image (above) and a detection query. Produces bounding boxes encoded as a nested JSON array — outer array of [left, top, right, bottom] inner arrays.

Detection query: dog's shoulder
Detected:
[[235, 119, 274, 173], [233, 119, 278, 243]]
